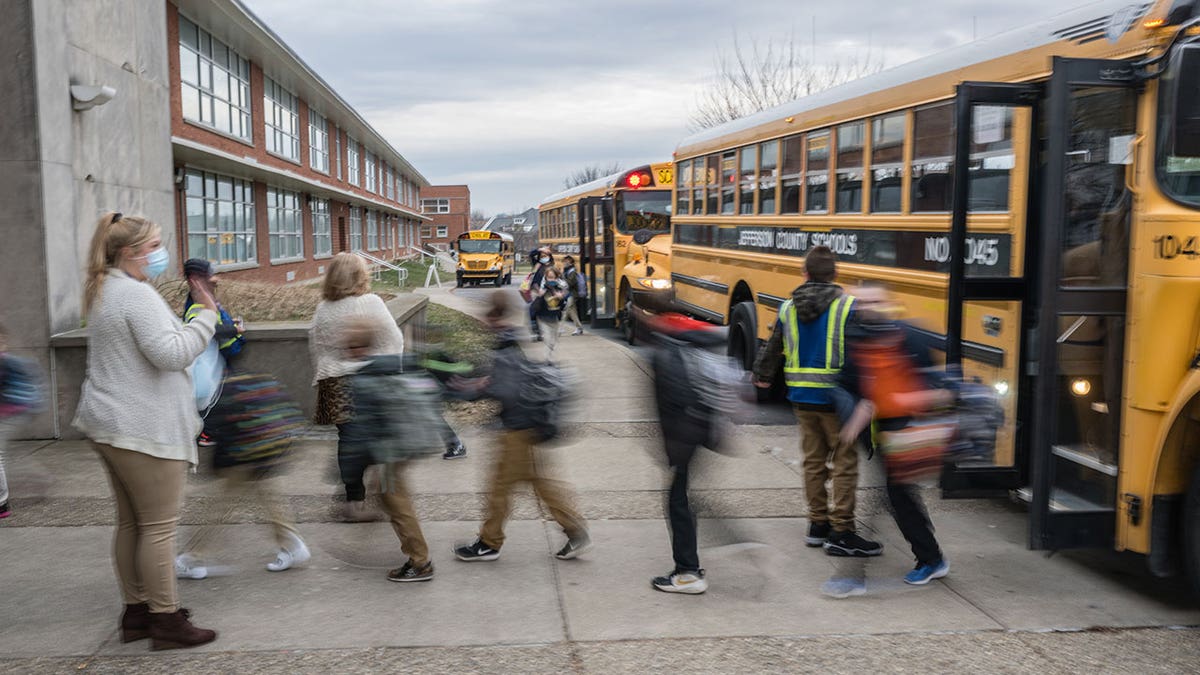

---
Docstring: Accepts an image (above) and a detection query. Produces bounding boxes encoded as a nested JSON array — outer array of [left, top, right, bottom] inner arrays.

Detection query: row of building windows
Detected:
[[178, 15, 421, 209], [675, 101, 1014, 218], [184, 168, 412, 267]]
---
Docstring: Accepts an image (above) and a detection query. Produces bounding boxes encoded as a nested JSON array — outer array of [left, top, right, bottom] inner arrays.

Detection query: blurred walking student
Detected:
[[0, 323, 46, 519], [561, 256, 587, 335], [181, 259, 244, 448], [534, 267, 568, 358], [826, 282, 954, 597], [341, 318, 439, 582], [452, 291, 591, 563], [309, 253, 404, 522], [520, 247, 554, 340], [752, 246, 882, 558], [74, 212, 218, 649], [645, 311, 733, 595]]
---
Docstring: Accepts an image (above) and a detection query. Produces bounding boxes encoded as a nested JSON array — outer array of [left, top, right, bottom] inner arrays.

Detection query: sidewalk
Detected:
[[1, 288, 1198, 672]]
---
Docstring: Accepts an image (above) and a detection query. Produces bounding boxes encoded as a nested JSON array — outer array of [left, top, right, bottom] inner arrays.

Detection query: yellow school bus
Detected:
[[454, 230, 514, 287], [670, 1, 1200, 592], [538, 163, 674, 336]]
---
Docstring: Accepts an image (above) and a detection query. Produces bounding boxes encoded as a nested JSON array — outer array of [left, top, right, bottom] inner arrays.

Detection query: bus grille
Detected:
[[467, 261, 487, 270]]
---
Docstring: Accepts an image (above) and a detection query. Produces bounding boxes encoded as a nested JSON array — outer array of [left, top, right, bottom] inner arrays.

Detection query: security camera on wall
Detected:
[[70, 85, 116, 111]]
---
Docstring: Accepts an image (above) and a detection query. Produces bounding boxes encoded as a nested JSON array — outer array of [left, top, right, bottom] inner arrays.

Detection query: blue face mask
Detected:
[[139, 247, 170, 279]]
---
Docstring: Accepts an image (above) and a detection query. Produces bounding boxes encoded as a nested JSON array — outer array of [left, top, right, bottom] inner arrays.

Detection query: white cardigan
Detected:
[[309, 293, 404, 386], [73, 269, 217, 464]]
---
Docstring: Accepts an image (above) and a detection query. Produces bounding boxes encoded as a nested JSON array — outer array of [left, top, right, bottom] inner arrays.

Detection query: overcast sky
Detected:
[[243, 0, 1086, 215]]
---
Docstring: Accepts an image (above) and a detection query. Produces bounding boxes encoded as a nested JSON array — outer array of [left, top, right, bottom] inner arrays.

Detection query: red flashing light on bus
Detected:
[[624, 171, 653, 189]]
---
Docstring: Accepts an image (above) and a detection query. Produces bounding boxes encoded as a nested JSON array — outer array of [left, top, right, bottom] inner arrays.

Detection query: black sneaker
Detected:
[[651, 569, 708, 594], [387, 560, 434, 582], [454, 539, 500, 562], [555, 532, 592, 560], [197, 432, 217, 447], [805, 521, 831, 547], [442, 442, 467, 460], [824, 530, 884, 557], [0, 501, 10, 519]]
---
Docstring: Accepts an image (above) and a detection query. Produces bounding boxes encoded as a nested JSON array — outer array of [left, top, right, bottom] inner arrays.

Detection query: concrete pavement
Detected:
[[1, 286, 1197, 673]]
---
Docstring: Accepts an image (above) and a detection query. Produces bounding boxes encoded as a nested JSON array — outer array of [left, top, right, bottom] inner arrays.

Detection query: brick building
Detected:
[[419, 185, 471, 252], [167, 0, 431, 283]]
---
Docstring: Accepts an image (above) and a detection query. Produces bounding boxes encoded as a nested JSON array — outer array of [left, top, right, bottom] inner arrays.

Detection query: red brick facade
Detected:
[[420, 185, 471, 251], [165, 2, 428, 284]]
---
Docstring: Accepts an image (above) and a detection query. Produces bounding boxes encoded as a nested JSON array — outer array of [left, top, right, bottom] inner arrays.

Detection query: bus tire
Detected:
[[494, 274, 503, 287], [728, 301, 757, 372], [1185, 464, 1200, 602], [624, 299, 637, 345]]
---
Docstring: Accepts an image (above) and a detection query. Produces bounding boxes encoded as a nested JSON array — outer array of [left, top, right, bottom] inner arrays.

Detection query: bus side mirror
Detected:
[[632, 228, 655, 245], [1168, 43, 1200, 157]]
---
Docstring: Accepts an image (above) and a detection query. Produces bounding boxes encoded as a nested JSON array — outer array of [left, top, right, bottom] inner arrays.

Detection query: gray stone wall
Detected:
[[0, 1, 175, 437]]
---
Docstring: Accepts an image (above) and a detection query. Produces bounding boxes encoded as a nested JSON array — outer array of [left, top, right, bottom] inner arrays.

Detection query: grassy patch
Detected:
[[156, 277, 323, 322], [423, 303, 493, 371]]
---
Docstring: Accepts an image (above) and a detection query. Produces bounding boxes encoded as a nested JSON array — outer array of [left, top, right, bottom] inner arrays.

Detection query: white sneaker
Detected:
[[175, 552, 208, 580], [651, 570, 708, 594], [266, 534, 311, 572]]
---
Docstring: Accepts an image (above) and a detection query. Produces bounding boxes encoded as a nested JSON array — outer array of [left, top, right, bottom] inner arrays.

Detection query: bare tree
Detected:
[[469, 209, 489, 229], [689, 32, 883, 131], [563, 162, 625, 189]]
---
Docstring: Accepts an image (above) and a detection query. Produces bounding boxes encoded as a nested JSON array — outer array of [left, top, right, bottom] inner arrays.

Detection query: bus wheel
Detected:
[[1185, 465, 1200, 602], [494, 274, 503, 287], [624, 299, 637, 345], [728, 301, 757, 371]]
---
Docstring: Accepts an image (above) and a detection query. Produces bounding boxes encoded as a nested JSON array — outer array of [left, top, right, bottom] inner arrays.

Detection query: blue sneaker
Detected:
[[903, 559, 949, 585], [821, 577, 867, 598]]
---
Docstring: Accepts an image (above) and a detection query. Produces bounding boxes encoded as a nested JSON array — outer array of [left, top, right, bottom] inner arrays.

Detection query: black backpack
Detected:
[[516, 358, 572, 442]]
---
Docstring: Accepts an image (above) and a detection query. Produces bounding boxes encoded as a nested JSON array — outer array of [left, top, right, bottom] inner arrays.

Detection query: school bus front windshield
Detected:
[[458, 240, 503, 254], [616, 190, 671, 234], [1156, 44, 1200, 207]]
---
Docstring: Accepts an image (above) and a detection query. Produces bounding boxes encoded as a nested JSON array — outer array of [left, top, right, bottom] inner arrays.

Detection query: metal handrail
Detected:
[[353, 250, 408, 284]]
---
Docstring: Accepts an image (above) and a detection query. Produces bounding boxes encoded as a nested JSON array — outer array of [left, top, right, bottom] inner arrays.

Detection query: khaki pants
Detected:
[[379, 461, 429, 566], [795, 409, 859, 532], [181, 465, 301, 557], [93, 443, 187, 613], [480, 429, 586, 550], [563, 296, 584, 330]]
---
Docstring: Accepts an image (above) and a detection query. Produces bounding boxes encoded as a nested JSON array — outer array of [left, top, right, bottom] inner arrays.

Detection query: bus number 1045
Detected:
[[1152, 235, 1200, 260]]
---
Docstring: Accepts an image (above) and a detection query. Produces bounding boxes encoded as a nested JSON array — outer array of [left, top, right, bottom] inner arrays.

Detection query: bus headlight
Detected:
[[993, 380, 1009, 397], [637, 278, 672, 290], [1070, 378, 1091, 397]]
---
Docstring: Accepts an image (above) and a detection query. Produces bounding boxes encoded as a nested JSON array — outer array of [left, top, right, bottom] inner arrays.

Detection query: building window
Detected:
[[385, 165, 395, 201], [420, 225, 433, 239], [335, 126, 342, 180], [347, 136, 360, 186], [380, 216, 390, 251], [267, 187, 303, 261], [365, 152, 377, 193], [178, 16, 252, 140], [309, 109, 329, 173], [264, 77, 300, 161], [421, 198, 450, 214], [366, 209, 379, 250], [311, 197, 332, 257], [184, 169, 256, 265], [436, 225, 448, 238], [349, 207, 363, 251]]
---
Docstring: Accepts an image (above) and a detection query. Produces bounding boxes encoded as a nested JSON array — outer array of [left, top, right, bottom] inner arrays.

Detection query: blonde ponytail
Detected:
[[82, 212, 161, 316]]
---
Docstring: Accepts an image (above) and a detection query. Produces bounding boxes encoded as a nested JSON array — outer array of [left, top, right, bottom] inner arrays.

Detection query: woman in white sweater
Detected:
[[74, 212, 220, 650], [309, 253, 403, 520]]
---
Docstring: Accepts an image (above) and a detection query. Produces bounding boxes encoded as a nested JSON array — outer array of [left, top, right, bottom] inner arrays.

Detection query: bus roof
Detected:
[[538, 162, 670, 206], [676, 0, 1155, 156]]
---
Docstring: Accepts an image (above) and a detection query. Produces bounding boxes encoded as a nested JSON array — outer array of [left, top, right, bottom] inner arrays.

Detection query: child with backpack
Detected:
[[451, 291, 591, 563], [0, 323, 46, 519], [561, 256, 587, 336], [339, 317, 444, 583], [533, 267, 568, 358]]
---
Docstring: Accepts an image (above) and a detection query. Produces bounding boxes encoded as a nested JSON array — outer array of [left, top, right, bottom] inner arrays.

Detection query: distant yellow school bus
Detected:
[[455, 230, 514, 287], [538, 163, 674, 335], [670, 1, 1200, 592]]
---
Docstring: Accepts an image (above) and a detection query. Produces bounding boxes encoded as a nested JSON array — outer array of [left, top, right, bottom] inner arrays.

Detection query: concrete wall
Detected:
[[0, 0, 176, 437], [47, 294, 427, 440]]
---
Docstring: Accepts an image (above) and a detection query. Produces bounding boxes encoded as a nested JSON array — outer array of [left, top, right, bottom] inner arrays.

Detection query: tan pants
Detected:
[[181, 465, 301, 557], [480, 429, 586, 550], [795, 409, 859, 532], [379, 461, 429, 566], [93, 443, 187, 613], [563, 296, 584, 330]]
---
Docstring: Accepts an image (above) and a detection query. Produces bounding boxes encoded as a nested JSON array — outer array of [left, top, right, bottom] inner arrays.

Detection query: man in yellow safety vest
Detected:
[[753, 246, 882, 558]]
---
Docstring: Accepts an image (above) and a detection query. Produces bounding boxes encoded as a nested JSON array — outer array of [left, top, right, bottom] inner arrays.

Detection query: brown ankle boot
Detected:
[[120, 603, 150, 643], [148, 609, 217, 650]]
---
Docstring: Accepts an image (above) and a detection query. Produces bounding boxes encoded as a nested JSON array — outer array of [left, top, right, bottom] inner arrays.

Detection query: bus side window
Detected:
[[912, 102, 953, 213]]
